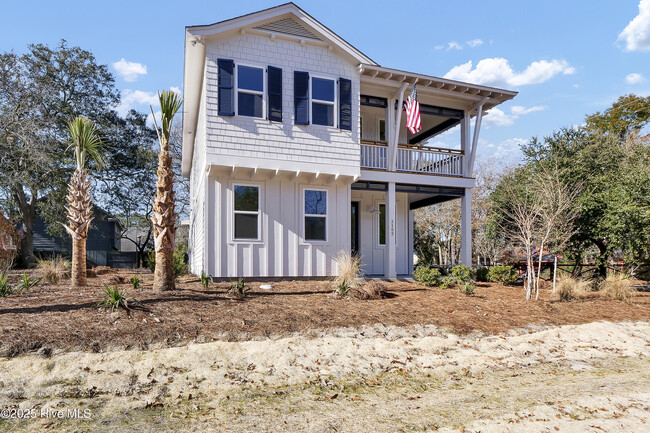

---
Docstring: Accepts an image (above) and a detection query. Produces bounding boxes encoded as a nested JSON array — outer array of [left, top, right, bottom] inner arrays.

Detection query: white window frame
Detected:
[[375, 200, 398, 247], [235, 62, 266, 120], [301, 186, 329, 243], [309, 74, 337, 128], [230, 181, 263, 243], [378, 118, 386, 142]]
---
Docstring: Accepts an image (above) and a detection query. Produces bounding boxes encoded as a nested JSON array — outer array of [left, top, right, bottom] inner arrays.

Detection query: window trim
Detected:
[[234, 62, 266, 120], [309, 74, 337, 128], [230, 181, 264, 243], [301, 186, 329, 244], [375, 200, 398, 248]]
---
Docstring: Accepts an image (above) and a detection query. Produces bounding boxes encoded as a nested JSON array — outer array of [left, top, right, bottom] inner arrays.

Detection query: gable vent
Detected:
[[254, 18, 321, 40]]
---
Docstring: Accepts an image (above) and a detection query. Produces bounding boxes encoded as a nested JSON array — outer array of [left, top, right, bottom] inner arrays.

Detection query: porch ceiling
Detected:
[[358, 64, 517, 113], [351, 181, 464, 210]]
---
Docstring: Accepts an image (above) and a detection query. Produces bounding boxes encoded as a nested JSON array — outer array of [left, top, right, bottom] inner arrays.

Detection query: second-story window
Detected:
[[237, 65, 264, 118], [311, 77, 335, 126]]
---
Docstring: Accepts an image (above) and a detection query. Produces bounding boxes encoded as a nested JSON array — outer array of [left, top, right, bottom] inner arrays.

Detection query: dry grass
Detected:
[[351, 280, 387, 300], [332, 251, 363, 295], [601, 274, 636, 303], [555, 276, 591, 301], [37, 256, 71, 284]]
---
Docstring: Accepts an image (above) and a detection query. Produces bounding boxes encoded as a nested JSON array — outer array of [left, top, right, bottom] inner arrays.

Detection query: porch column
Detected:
[[461, 188, 472, 266], [385, 181, 397, 278]]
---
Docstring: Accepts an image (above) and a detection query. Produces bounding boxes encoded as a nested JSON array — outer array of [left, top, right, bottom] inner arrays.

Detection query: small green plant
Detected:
[[227, 278, 251, 298], [16, 272, 42, 293], [129, 275, 141, 290], [334, 279, 351, 298], [413, 266, 443, 287], [487, 265, 518, 285], [476, 267, 490, 282], [0, 273, 13, 297], [461, 281, 476, 295], [450, 265, 475, 283], [439, 277, 453, 290], [200, 270, 213, 289], [97, 284, 130, 311]]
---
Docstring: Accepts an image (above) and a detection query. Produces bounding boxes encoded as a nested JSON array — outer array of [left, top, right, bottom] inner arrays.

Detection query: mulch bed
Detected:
[[1, 269, 648, 357]]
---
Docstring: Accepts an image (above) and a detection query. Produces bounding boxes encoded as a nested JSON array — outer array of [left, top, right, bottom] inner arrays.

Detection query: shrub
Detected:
[[200, 270, 213, 289], [97, 284, 129, 311], [450, 265, 475, 283], [334, 279, 351, 298], [600, 274, 636, 303], [476, 267, 490, 282], [0, 273, 13, 297], [487, 265, 518, 285], [37, 256, 71, 284], [16, 272, 41, 292], [556, 276, 590, 301], [352, 280, 387, 300], [461, 281, 476, 295], [147, 244, 189, 278], [414, 266, 442, 287], [129, 275, 141, 290], [227, 278, 251, 298]]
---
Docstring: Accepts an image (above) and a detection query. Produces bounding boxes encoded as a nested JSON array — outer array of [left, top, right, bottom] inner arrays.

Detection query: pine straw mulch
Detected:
[[0, 269, 648, 357]]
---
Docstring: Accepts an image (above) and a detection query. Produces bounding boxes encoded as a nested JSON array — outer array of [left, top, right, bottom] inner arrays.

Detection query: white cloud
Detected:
[[447, 41, 463, 50], [434, 45, 445, 51], [170, 86, 182, 94], [626, 72, 646, 84], [466, 39, 484, 48], [618, 0, 650, 51], [113, 58, 148, 82], [117, 89, 158, 116], [444, 57, 575, 87], [478, 137, 528, 161], [483, 105, 546, 128]]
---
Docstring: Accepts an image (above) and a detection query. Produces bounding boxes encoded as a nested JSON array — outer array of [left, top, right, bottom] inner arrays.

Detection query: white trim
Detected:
[[229, 180, 265, 244], [300, 185, 330, 245], [378, 118, 386, 142], [234, 62, 267, 120], [309, 74, 337, 128], [375, 200, 399, 248]]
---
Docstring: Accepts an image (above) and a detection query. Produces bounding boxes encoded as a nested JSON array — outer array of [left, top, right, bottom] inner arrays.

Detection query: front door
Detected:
[[351, 201, 359, 256]]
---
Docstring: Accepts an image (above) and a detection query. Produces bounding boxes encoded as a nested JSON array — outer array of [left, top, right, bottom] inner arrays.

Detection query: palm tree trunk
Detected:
[[71, 237, 86, 287], [152, 136, 176, 292]]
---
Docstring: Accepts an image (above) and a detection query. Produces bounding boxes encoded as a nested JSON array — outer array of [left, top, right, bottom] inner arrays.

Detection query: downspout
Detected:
[[390, 83, 409, 171], [468, 97, 488, 176]]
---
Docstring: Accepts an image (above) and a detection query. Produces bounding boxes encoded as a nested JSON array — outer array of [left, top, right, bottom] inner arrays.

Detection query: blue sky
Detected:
[[2, 0, 649, 162]]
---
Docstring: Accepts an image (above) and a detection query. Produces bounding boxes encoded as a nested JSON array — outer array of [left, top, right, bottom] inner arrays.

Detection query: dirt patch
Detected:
[[0, 270, 648, 356]]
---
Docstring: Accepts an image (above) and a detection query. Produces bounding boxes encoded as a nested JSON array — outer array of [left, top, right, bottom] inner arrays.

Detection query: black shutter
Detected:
[[294, 71, 309, 125], [267, 66, 282, 122], [217, 59, 234, 116], [339, 78, 352, 130]]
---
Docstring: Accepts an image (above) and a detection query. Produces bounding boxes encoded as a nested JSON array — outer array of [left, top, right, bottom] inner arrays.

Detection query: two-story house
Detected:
[[182, 3, 516, 278]]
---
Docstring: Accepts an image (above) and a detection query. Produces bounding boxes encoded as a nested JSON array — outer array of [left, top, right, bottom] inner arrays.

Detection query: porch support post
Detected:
[[389, 83, 408, 171], [461, 188, 472, 266], [460, 112, 471, 176], [385, 181, 397, 278], [468, 97, 488, 175]]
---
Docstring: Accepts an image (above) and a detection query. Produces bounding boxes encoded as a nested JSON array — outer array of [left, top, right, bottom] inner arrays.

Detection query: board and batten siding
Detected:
[[204, 174, 350, 278], [203, 33, 361, 178], [189, 69, 208, 275]]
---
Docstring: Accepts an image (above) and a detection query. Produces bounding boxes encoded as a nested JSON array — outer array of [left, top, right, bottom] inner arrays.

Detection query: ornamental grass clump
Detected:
[[555, 276, 590, 302], [332, 251, 363, 298], [97, 284, 130, 311], [600, 274, 635, 304], [37, 256, 71, 284]]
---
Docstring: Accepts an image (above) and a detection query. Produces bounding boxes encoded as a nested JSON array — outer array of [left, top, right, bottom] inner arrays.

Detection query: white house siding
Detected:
[[351, 190, 411, 276], [205, 173, 351, 278], [189, 71, 208, 274], [203, 33, 361, 178]]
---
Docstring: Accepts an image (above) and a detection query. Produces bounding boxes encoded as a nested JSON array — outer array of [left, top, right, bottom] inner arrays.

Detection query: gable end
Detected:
[[254, 17, 321, 40]]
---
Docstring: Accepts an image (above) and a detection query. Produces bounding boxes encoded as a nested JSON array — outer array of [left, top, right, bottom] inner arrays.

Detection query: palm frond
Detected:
[[67, 117, 104, 170], [156, 90, 183, 141]]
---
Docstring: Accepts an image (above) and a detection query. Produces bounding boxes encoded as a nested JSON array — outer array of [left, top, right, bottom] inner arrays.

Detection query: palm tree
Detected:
[[150, 91, 182, 292], [62, 117, 104, 287]]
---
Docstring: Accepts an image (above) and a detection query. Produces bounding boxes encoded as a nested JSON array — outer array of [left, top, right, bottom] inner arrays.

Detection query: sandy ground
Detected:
[[0, 320, 648, 432]]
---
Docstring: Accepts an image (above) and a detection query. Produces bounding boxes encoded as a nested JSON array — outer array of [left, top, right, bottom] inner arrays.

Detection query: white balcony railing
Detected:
[[360, 140, 464, 177]]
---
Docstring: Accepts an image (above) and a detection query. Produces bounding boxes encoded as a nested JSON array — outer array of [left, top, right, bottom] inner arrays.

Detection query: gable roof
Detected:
[[182, 3, 377, 176]]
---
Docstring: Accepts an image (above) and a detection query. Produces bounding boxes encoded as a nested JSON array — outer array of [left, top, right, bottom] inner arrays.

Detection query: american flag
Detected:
[[403, 84, 421, 134]]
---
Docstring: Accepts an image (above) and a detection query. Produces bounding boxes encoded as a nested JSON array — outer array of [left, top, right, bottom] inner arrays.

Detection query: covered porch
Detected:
[[356, 64, 517, 278]]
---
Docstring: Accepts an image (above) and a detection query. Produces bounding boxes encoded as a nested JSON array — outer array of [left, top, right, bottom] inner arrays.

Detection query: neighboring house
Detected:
[[31, 207, 123, 267], [182, 3, 517, 278]]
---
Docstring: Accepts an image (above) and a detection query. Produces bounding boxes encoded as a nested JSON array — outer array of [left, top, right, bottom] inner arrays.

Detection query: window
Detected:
[[311, 77, 335, 126], [237, 65, 264, 118], [233, 185, 259, 240], [378, 203, 386, 245], [304, 190, 327, 241], [379, 119, 386, 142]]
